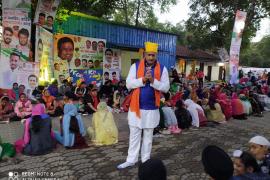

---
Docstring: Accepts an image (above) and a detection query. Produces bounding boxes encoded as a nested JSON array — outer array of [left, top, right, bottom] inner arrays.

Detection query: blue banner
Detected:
[[69, 69, 103, 85]]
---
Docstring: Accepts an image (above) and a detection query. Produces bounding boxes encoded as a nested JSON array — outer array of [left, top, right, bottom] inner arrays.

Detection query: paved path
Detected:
[[0, 112, 270, 180]]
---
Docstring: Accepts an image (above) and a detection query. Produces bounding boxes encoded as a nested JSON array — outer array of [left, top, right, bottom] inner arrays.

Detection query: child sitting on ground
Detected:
[[248, 135, 270, 175], [232, 150, 270, 179], [14, 93, 32, 120]]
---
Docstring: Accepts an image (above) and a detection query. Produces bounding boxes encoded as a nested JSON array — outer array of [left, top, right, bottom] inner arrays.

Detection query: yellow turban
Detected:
[[145, 42, 158, 53]]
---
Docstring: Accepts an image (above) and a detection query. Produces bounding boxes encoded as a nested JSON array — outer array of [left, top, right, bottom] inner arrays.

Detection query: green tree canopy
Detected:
[[186, 0, 270, 51], [112, 0, 177, 26], [240, 35, 270, 67]]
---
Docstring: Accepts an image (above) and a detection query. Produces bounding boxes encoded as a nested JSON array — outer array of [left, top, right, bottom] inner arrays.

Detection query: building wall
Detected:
[[176, 60, 221, 81], [121, 50, 140, 78], [55, 15, 177, 69]]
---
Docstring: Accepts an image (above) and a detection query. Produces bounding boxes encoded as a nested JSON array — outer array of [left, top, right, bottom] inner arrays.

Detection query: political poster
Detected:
[[2, 0, 31, 9], [69, 69, 103, 86], [103, 48, 122, 84], [0, 49, 40, 92], [35, 26, 54, 82], [217, 48, 230, 62], [229, 10, 247, 85], [1, 0, 32, 61], [53, 34, 105, 84], [34, 0, 61, 30]]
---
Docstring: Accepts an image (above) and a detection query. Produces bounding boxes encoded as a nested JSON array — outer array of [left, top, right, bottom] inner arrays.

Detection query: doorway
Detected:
[[207, 66, 212, 81], [199, 62, 204, 72]]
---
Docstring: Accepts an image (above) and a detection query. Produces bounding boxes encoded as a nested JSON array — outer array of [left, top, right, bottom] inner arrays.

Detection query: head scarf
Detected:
[[97, 102, 108, 112], [32, 103, 46, 116], [64, 103, 78, 116], [232, 92, 238, 100], [208, 95, 216, 110]]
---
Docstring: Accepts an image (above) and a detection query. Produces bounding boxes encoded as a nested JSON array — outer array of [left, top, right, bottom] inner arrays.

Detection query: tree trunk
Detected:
[[135, 0, 141, 26], [123, 0, 129, 24]]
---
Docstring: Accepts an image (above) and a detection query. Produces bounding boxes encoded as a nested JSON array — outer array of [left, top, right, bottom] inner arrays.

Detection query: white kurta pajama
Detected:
[[125, 63, 170, 163]]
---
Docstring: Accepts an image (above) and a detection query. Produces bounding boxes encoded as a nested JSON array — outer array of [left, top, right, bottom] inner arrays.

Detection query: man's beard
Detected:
[[19, 42, 27, 46]]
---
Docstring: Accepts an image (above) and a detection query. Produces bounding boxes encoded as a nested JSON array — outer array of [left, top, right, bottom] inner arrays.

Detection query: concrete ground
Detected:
[[0, 112, 270, 180]]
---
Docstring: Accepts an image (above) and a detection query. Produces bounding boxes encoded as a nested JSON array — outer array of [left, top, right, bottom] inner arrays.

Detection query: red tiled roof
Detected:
[[176, 46, 220, 61]]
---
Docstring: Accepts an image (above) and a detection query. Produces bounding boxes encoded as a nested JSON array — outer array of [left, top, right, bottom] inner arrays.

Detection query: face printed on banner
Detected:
[[38, 39, 43, 58], [54, 63, 60, 71], [88, 60, 94, 68], [42, 0, 53, 12], [3, 27, 13, 45], [98, 41, 105, 53], [57, 37, 74, 62], [38, 13, 46, 26], [10, 53, 20, 71], [28, 75, 38, 89], [112, 72, 118, 80], [86, 40, 91, 49], [18, 29, 29, 46], [75, 58, 81, 67], [104, 72, 109, 81], [92, 41, 97, 51], [47, 16, 53, 28], [105, 49, 113, 63], [82, 59, 87, 67]]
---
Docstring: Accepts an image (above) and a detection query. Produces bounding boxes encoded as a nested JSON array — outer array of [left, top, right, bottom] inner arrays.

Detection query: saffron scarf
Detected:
[[130, 59, 161, 118]]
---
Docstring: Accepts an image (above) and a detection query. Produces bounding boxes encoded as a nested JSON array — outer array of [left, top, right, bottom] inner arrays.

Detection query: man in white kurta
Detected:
[[117, 42, 170, 169]]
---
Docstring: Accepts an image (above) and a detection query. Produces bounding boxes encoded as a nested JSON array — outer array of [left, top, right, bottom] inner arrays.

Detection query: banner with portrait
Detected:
[[217, 48, 230, 62], [35, 26, 54, 82], [0, 49, 40, 93], [53, 34, 105, 84], [103, 48, 122, 84], [229, 10, 247, 84], [69, 69, 103, 86], [1, 0, 32, 61], [2, 0, 31, 9], [34, 0, 61, 30]]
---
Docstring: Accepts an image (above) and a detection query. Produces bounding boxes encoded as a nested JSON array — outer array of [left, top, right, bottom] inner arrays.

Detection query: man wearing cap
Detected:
[[117, 42, 170, 169], [249, 135, 270, 175]]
